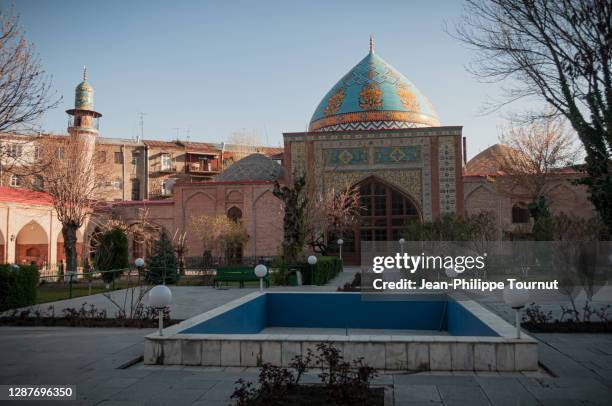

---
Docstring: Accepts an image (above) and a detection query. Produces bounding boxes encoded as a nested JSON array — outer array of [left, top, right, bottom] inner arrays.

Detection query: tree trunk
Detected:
[[62, 224, 79, 276]]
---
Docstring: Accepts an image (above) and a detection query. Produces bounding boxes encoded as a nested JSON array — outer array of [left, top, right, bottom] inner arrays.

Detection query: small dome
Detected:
[[75, 80, 94, 109], [464, 144, 513, 175], [215, 153, 283, 182], [309, 49, 439, 132]]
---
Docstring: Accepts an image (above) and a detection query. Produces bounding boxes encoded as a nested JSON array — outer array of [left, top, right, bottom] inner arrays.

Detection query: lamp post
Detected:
[[503, 286, 529, 339], [149, 285, 172, 336], [254, 264, 268, 292], [135, 257, 145, 281], [399, 238, 406, 256], [337, 239, 344, 261], [308, 255, 317, 284]]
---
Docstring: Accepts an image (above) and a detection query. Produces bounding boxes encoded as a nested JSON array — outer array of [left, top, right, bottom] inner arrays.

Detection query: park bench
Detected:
[[213, 266, 270, 288]]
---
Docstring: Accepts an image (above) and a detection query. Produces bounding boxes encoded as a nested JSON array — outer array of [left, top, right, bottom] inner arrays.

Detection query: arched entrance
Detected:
[[15, 221, 49, 267], [226, 206, 243, 264], [339, 177, 421, 264]]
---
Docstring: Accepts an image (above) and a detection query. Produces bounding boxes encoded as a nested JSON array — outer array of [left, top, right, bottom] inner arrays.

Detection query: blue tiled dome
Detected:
[[75, 80, 94, 110], [309, 49, 439, 132]]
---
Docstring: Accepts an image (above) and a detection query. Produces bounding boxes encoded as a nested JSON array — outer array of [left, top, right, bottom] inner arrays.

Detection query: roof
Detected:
[[309, 49, 439, 132], [464, 144, 585, 177], [215, 153, 283, 182], [0, 186, 54, 206], [464, 144, 511, 176], [179, 141, 219, 154]]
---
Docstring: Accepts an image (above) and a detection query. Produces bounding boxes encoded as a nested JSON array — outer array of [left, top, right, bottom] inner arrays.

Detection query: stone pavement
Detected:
[[1, 266, 612, 405]]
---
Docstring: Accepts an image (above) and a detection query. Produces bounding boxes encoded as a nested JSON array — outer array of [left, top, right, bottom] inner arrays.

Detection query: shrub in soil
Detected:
[[0, 302, 181, 328], [231, 342, 382, 406], [521, 302, 612, 333]]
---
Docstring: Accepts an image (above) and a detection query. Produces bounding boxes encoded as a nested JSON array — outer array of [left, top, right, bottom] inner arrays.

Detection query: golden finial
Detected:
[[369, 35, 374, 53], [83, 65, 87, 81]]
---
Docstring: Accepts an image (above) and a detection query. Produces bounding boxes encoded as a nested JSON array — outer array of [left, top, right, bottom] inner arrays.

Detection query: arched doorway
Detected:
[[15, 221, 49, 267], [226, 206, 244, 264], [340, 177, 421, 264]]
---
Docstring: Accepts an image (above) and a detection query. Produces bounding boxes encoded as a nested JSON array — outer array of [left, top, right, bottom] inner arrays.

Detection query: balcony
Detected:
[[157, 164, 176, 173], [186, 162, 219, 174]]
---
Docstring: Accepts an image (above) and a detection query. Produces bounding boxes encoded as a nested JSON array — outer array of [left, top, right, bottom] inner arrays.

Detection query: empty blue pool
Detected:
[[180, 292, 498, 337]]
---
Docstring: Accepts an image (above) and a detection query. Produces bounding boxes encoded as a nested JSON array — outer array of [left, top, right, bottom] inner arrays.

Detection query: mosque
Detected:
[[113, 40, 464, 265], [0, 40, 594, 268]]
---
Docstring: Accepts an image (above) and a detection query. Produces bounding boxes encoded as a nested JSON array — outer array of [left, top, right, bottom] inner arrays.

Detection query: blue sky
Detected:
[[12, 0, 530, 158]]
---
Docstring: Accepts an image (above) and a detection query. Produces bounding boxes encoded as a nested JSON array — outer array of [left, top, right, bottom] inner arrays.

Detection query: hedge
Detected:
[[0, 264, 39, 311], [299, 256, 343, 285]]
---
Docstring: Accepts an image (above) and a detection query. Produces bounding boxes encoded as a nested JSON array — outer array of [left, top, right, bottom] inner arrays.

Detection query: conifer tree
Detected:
[[146, 231, 179, 284]]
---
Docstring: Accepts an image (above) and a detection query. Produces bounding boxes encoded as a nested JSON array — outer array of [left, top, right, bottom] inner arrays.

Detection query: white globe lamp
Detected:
[[308, 255, 317, 265], [399, 238, 406, 255], [149, 285, 172, 336], [503, 285, 529, 338], [445, 267, 457, 278], [135, 257, 145, 268], [337, 239, 344, 261], [254, 264, 268, 292]]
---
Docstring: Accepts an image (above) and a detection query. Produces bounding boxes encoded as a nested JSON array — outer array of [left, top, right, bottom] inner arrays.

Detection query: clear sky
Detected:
[[11, 0, 529, 158]]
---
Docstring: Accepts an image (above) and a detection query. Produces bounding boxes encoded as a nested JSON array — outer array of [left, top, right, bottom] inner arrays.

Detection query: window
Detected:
[[8, 144, 23, 158], [161, 178, 175, 196], [33, 175, 44, 191], [114, 152, 123, 164], [132, 151, 140, 165], [131, 179, 140, 200], [97, 151, 107, 163], [34, 146, 41, 160], [111, 179, 122, 189], [10, 174, 22, 187], [512, 204, 530, 224], [56, 147, 65, 159], [160, 154, 173, 171]]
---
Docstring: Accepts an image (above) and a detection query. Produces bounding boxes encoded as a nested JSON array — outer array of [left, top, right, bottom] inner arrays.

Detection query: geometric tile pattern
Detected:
[[375, 146, 420, 163], [324, 148, 368, 166], [438, 136, 457, 214]]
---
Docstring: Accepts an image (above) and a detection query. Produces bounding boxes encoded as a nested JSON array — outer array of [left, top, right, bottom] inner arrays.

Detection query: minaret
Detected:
[[66, 66, 102, 161]]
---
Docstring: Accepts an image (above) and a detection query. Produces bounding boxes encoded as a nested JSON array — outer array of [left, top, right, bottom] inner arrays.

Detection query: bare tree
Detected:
[[0, 7, 59, 159], [454, 0, 612, 233], [306, 184, 362, 255], [492, 114, 580, 218], [19, 135, 111, 274]]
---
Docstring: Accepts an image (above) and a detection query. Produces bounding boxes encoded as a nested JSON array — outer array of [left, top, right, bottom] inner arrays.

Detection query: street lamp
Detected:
[[337, 239, 344, 261], [503, 286, 529, 339], [135, 257, 145, 268], [308, 255, 317, 285], [445, 266, 457, 278], [9, 263, 19, 271], [254, 264, 268, 292], [399, 238, 406, 256], [149, 285, 172, 336]]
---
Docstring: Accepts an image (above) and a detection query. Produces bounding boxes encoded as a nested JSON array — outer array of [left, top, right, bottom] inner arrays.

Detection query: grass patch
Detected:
[[36, 281, 132, 304]]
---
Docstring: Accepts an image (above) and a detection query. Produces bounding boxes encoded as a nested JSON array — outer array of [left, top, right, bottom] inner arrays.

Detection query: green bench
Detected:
[[213, 266, 270, 288]]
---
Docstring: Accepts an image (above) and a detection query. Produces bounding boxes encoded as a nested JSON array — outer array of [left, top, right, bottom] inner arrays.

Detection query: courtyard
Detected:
[[1, 272, 612, 405]]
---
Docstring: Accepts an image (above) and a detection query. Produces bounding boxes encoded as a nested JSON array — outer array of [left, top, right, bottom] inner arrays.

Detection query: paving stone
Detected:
[[437, 384, 491, 404], [394, 384, 441, 403], [430, 343, 452, 371]]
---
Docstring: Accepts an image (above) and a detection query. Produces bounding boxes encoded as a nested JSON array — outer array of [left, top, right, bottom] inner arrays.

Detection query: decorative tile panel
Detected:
[[323, 148, 368, 167], [438, 136, 457, 214], [374, 146, 420, 163], [290, 142, 306, 177]]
